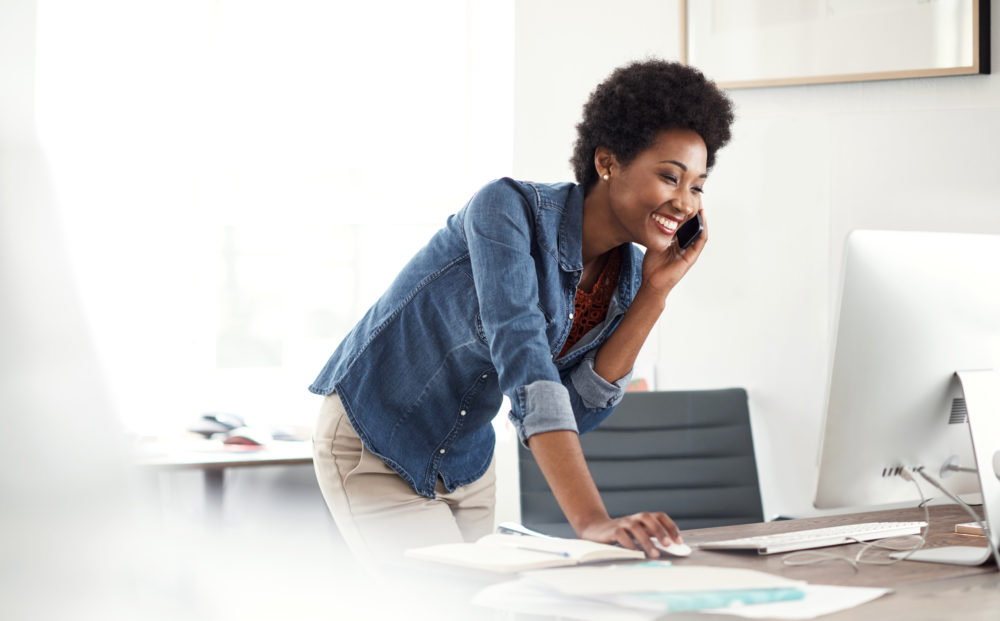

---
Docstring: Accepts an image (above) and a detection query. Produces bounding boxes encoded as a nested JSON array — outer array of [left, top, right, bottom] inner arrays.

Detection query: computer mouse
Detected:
[[651, 537, 692, 557]]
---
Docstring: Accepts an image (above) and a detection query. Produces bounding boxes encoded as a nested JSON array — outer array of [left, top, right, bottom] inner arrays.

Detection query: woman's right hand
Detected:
[[639, 207, 709, 299], [579, 512, 682, 558]]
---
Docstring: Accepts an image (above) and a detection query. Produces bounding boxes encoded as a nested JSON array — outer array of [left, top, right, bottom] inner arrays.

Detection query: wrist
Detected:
[[573, 510, 612, 537], [634, 283, 670, 310]]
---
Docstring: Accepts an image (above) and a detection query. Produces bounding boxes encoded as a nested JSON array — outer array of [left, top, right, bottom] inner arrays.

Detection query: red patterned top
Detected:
[[559, 247, 622, 357]]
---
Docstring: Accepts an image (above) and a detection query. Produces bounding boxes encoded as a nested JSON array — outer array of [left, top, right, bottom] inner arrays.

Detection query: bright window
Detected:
[[36, 0, 514, 433]]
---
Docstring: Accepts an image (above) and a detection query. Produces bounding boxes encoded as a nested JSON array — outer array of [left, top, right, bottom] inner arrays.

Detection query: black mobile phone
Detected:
[[676, 212, 704, 250]]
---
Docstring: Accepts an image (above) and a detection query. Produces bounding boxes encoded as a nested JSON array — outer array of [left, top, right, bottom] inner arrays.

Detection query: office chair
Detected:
[[518, 388, 763, 538]]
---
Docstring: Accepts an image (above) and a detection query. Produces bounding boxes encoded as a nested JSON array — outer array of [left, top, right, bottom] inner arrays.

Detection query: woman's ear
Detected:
[[593, 147, 617, 180]]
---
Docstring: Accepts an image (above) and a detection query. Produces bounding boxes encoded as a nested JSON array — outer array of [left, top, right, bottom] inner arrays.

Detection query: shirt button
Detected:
[[481, 373, 487, 379], [568, 313, 574, 319], [460, 410, 467, 416], [439, 449, 446, 454]]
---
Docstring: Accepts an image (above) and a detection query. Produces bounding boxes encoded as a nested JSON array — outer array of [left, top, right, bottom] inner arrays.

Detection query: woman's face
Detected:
[[605, 128, 708, 253]]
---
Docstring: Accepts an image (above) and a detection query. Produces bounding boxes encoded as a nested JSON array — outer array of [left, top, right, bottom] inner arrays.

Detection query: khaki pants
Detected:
[[312, 393, 496, 570]]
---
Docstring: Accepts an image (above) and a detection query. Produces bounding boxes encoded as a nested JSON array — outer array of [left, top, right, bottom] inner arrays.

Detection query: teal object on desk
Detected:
[[608, 587, 805, 612]]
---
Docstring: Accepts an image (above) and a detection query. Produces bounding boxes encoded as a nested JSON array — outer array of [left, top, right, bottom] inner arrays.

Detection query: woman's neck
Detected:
[[581, 186, 627, 266]]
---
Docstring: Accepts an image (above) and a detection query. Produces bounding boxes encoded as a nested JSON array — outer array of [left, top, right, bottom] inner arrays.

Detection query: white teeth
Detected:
[[651, 214, 678, 231]]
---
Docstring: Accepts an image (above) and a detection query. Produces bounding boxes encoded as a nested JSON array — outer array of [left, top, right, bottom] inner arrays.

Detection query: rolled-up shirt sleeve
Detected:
[[512, 379, 578, 444], [569, 350, 631, 410], [462, 179, 577, 443], [566, 349, 631, 435]]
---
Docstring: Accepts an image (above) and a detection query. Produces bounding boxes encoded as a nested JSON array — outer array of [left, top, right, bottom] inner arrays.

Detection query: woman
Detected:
[[310, 59, 734, 566]]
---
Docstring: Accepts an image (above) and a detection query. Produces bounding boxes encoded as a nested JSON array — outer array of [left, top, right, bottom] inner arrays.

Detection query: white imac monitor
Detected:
[[814, 230, 1000, 566]]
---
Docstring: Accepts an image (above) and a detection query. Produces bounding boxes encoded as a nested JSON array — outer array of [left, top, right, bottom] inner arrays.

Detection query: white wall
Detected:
[[513, 0, 684, 180], [512, 0, 1000, 519]]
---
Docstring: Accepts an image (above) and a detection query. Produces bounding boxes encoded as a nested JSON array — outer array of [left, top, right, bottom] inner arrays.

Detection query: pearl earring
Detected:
[[602, 173, 610, 181]]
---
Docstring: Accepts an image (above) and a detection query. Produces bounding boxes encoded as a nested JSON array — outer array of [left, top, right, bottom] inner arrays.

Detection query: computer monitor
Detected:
[[814, 230, 1000, 566]]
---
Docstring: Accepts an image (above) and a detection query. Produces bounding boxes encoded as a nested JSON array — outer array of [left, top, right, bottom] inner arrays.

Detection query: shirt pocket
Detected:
[[535, 302, 553, 324], [537, 301, 565, 351]]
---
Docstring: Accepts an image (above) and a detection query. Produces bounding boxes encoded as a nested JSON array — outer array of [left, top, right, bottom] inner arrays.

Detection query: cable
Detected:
[[781, 472, 930, 570], [912, 467, 1000, 567]]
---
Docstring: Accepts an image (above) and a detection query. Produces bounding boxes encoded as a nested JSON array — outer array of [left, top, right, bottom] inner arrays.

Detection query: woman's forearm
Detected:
[[527, 427, 683, 554], [593, 285, 668, 383], [526, 430, 609, 534]]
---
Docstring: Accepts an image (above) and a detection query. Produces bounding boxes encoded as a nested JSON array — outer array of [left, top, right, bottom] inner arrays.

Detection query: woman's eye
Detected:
[[693, 186, 705, 194], [660, 174, 678, 184]]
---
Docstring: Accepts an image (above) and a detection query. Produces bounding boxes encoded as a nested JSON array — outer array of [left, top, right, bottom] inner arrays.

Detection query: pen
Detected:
[[510, 545, 570, 557]]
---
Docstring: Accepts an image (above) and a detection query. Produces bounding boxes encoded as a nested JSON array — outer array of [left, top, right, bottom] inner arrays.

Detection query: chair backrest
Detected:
[[518, 388, 763, 538]]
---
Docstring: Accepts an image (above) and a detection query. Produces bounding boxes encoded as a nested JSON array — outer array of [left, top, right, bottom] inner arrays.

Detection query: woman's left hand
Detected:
[[640, 208, 708, 297]]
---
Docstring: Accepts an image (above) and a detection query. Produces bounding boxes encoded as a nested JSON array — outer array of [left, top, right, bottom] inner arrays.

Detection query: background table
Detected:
[[133, 439, 313, 517]]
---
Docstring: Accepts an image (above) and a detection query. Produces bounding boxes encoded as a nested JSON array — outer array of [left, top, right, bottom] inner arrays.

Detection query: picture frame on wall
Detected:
[[683, 0, 990, 88]]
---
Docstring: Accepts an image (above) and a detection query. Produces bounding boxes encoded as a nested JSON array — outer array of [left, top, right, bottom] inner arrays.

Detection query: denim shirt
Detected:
[[309, 178, 644, 498]]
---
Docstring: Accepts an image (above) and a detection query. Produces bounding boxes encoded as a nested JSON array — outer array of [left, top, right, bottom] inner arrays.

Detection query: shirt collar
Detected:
[[557, 184, 585, 273], [616, 243, 640, 305], [557, 184, 642, 302]]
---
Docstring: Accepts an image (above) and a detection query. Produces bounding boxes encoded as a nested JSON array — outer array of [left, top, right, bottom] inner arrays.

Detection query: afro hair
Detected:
[[570, 59, 734, 192]]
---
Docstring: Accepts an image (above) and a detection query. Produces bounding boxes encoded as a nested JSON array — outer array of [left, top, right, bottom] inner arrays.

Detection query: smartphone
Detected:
[[675, 212, 704, 250]]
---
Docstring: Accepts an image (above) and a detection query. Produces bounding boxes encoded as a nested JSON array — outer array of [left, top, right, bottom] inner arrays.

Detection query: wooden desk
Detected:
[[133, 439, 313, 517], [671, 504, 999, 620], [374, 504, 1000, 619]]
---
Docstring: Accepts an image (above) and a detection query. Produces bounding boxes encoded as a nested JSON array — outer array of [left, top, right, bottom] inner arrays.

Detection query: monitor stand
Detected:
[[893, 370, 1000, 567]]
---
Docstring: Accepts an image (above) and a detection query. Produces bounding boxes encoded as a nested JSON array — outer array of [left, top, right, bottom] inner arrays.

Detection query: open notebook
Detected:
[[404, 533, 644, 573]]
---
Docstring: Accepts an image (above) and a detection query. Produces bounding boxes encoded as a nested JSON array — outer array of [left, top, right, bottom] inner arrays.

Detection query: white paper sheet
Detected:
[[472, 579, 661, 621], [523, 563, 805, 596], [473, 579, 891, 620]]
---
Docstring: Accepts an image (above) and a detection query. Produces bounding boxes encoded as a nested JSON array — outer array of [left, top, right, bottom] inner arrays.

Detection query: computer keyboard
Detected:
[[697, 521, 927, 555]]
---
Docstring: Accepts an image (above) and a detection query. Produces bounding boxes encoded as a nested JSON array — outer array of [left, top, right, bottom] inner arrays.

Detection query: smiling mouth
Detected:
[[651, 213, 678, 234]]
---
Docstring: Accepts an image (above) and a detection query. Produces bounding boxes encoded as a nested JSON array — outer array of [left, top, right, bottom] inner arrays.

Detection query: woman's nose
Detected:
[[673, 196, 696, 218]]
